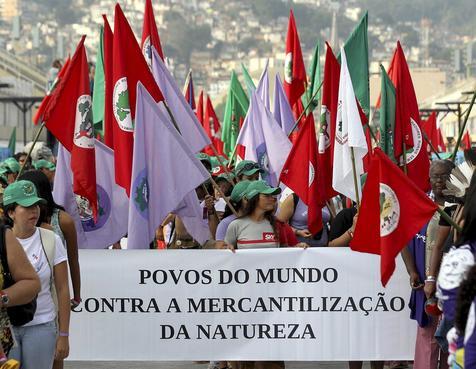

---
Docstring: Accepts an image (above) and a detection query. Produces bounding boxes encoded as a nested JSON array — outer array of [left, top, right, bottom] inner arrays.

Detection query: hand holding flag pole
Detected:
[[451, 89, 476, 162]]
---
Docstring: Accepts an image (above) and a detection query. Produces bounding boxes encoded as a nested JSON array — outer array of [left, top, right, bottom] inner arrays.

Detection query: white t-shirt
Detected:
[[17, 228, 67, 326]]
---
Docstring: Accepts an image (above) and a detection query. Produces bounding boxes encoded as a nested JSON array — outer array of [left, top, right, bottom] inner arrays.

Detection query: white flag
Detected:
[[332, 48, 368, 202]]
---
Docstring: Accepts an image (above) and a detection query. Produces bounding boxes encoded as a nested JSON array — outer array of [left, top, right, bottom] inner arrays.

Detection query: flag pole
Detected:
[[350, 147, 361, 208], [421, 129, 442, 159], [436, 207, 462, 233], [287, 80, 324, 138], [17, 122, 46, 179], [451, 89, 476, 162], [208, 175, 239, 217], [402, 142, 408, 175]]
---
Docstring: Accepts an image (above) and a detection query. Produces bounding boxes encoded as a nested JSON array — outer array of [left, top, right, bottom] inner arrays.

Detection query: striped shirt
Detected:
[[224, 217, 279, 249]]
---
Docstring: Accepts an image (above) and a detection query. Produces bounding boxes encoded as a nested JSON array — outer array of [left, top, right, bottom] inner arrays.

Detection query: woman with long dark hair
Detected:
[[18, 170, 81, 312], [3, 180, 70, 369]]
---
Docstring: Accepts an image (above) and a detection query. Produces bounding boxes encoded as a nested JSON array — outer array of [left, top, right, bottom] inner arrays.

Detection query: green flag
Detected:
[[342, 11, 369, 118], [379, 65, 396, 162], [8, 127, 15, 155], [92, 26, 105, 138], [302, 41, 320, 113], [221, 70, 249, 157], [241, 63, 256, 97]]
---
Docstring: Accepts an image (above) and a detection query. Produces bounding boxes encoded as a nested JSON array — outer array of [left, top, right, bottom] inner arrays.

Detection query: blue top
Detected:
[[465, 298, 476, 369], [216, 214, 237, 241], [408, 224, 429, 327]]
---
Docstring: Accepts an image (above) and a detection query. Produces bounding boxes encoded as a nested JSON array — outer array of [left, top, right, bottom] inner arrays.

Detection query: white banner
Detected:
[[70, 248, 416, 361]]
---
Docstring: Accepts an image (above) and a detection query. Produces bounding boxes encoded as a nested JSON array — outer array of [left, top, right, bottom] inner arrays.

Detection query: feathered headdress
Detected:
[[443, 159, 475, 203]]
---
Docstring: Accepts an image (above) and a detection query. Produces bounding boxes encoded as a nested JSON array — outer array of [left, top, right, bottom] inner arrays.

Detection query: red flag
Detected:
[[389, 42, 430, 192], [388, 42, 415, 158], [422, 112, 445, 152], [34, 57, 71, 125], [43, 36, 97, 219], [102, 15, 114, 149], [112, 3, 164, 195], [204, 96, 225, 157], [280, 114, 323, 234], [462, 131, 472, 150], [318, 43, 340, 201], [350, 148, 437, 286], [283, 9, 306, 109], [141, 0, 164, 65], [196, 90, 204, 125], [183, 71, 196, 111]]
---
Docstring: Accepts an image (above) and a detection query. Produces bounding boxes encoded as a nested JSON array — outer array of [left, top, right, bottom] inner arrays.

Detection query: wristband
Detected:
[[59, 332, 69, 337], [425, 276, 436, 283]]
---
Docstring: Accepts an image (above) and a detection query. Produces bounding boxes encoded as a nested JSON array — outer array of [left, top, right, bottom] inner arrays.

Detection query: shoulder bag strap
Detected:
[[39, 228, 58, 309]]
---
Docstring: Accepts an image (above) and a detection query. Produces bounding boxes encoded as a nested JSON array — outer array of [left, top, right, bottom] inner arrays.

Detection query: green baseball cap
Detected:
[[216, 172, 235, 183], [245, 180, 281, 200], [1, 158, 20, 174], [3, 180, 46, 207], [235, 160, 264, 177], [33, 159, 56, 171], [230, 180, 252, 202]]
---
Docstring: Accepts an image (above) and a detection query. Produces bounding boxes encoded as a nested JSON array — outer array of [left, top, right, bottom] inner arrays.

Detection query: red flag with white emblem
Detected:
[[43, 36, 97, 219], [283, 9, 306, 110], [141, 0, 164, 66], [280, 113, 323, 234], [350, 148, 437, 286]]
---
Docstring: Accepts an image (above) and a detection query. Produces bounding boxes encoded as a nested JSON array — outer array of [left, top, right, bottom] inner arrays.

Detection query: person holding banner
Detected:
[[277, 193, 331, 247], [3, 181, 70, 369], [224, 180, 287, 369]]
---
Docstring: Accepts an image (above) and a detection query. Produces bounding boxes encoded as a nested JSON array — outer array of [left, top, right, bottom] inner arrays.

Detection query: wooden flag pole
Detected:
[[451, 89, 476, 162], [208, 175, 239, 217], [350, 147, 361, 208], [287, 80, 324, 138], [402, 142, 408, 175], [436, 207, 462, 233], [16, 122, 46, 180], [421, 129, 442, 160]]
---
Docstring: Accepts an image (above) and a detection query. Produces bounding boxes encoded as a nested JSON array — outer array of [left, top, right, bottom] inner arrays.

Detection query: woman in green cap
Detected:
[[3, 180, 70, 369], [224, 180, 303, 368]]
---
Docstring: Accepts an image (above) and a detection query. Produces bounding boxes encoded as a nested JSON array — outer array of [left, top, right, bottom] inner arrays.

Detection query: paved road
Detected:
[[65, 362, 397, 369]]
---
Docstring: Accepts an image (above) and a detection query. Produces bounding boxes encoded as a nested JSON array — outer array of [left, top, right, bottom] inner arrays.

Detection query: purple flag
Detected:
[[151, 47, 210, 153], [236, 92, 292, 187], [127, 83, 210, 249], [53, 141, 129, 249], [273, 73, 295, 136], [256, 60, 270, 110]]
